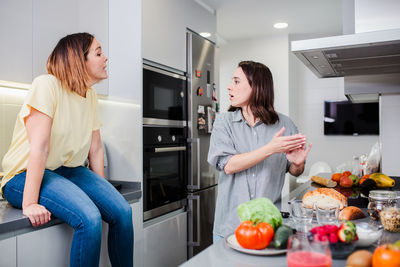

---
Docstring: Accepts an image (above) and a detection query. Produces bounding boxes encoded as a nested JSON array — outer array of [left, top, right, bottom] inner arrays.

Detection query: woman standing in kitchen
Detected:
[[1, 33, 133, 267], [208, 61, 312, 242]]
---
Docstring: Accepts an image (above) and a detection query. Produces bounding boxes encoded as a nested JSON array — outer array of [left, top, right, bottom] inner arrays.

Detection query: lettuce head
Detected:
[[237, 197, 282, 230]]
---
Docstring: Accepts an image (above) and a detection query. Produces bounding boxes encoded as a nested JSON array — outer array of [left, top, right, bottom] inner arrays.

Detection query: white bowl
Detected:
[[355, 222, 382, 247]]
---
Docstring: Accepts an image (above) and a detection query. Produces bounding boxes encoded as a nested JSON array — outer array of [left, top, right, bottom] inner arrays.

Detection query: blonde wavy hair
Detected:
[[47, 33, 94, 96]]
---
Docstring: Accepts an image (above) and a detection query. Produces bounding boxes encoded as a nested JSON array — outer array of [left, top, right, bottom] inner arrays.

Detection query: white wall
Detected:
[[219, 35, 289, 115], [355, 0, 400, 33]]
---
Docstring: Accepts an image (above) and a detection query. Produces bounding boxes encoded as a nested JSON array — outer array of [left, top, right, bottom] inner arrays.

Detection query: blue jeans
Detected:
[[4, 166, 134, 267]]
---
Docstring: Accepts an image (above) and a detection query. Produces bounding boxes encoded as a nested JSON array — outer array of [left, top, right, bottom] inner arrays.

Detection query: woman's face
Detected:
[[85, 38, 108, 86], [228, 67, 252, 108]]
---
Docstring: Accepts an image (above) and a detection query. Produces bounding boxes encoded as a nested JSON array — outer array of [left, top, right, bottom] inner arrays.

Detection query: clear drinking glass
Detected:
[[287, 233, 332, 267], [316, 203, 339, 225], [291, 200, 313, 232]]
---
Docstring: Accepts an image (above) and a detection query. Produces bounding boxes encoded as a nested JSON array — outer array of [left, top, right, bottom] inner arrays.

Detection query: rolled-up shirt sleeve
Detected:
[[207, 114, 237, 172]]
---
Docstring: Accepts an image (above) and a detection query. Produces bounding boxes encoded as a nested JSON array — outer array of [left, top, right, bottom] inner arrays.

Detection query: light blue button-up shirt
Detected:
[[207, 110, 298, 237]]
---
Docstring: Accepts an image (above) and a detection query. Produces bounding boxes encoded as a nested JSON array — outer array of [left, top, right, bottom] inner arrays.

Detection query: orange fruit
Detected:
[[331, 173, 342, 182]]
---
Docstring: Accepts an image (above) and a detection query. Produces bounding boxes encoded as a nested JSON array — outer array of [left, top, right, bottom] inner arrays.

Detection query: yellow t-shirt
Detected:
[[1, 74, 102, 193]]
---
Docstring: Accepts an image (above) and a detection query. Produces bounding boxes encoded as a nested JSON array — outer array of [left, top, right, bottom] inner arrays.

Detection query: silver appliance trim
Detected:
[[144, 199, 187, 221], [187, 194, 200, 247], [143, 118, 187, 127], [143, 64, 187, 80], [187, 138, 200, 190], [154, 146, 186, 153]]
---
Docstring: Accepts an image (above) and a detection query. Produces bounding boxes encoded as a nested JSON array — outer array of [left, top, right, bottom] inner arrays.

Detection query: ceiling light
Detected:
[[273, 22, 288, 29], [199, 32, 211, 38]]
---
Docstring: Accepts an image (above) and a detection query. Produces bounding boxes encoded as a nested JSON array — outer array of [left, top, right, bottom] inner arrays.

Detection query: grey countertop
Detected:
[[0, 180, 141, 240], [181, 176, 400, 267]]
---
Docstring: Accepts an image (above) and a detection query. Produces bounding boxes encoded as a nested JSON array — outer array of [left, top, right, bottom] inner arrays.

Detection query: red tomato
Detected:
[[235, 221, 274, 250]]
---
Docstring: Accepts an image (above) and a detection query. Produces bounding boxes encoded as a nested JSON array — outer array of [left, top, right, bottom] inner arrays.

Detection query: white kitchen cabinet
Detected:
[[143, 210, 187, 267], [0, 0, 33, 83], [143, 0, 216, 71], [0, 236, 17, 267], [17, 224, 73, 267], [16, 202, 138, 267]]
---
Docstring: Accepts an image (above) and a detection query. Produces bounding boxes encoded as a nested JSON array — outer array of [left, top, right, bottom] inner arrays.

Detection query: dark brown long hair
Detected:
[[228, 61, 279, 125], [47, 33, 94, 95]]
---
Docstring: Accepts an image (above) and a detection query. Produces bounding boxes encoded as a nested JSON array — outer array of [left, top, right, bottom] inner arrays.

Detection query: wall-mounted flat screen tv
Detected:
[[324, 101, 379, 135]]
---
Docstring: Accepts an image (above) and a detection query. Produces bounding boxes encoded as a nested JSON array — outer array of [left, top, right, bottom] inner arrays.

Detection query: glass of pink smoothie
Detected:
[[287, 233, 332, 267]]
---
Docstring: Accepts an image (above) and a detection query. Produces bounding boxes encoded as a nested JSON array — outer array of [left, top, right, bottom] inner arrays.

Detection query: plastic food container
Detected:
[[367, 190, 397, 221], [355, 222, 382, 247]]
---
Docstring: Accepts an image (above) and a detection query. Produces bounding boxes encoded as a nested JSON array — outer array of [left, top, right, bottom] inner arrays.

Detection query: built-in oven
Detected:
[[143, 60, 187, 127], [143, 126, 188, 221]]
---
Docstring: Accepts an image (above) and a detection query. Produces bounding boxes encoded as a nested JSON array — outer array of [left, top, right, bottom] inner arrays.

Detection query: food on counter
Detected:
[[339, 206, 366, 221], [372, 243, 400, 267], [340, 175, 353, 188], [349, 174, 360, 186], [380, 207, 400, 232], [234, 221, 274, 250], [237, 197, 282, 230], [342, 171, 352, 176], [355, 222, 382, 247], [310, 225, 339, 243], [346, 250, 372, 267], [309, 222, 358, 259], [367, 190, 398, 221], [337, 221, 358, 243], [360, 179, 377, 197], [272, 224, 293, 249], [311, 175, 337, 187], [359, 174, 371, 185], [331, 172, 342, 182], [370, 173, 395, 188], [302, 188, 347, 210]]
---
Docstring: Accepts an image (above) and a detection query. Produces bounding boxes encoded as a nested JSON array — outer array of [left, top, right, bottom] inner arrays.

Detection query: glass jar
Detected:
[[367, 190, 397, 221]]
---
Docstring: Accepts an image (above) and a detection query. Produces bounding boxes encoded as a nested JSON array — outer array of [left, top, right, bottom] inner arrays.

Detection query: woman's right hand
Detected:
[[267, 127, 307, 154], [23, 203, 51, 227]]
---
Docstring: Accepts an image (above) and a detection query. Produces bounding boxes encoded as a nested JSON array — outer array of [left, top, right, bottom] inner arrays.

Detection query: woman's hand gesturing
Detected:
[[267, 127, 307, 154], [286, 142, 312, 166], [23, 203, 51, 227]]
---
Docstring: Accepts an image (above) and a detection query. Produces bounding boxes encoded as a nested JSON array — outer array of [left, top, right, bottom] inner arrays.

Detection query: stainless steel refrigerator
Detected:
[[186, 31, 219, 258]]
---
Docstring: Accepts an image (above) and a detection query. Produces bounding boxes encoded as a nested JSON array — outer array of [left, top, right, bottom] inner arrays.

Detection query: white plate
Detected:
[[225, 234, 287, 256]]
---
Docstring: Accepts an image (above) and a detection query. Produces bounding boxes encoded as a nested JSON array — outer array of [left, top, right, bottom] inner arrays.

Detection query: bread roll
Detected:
[[311, 175, 337, 188], [302, 188, 347, 210], [339, 206, 366, 221]]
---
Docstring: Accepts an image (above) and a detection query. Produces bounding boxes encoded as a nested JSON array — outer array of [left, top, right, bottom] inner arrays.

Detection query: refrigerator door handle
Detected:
[[187, 138, 200, 190], [188, 194, 201, 247]]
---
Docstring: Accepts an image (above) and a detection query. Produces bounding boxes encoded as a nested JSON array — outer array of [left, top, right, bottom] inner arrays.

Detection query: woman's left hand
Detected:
[[286, 142, 312, 165]]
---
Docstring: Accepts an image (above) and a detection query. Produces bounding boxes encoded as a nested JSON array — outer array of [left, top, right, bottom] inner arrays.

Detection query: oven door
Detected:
[[143, 145, 187, 221], [143, 64, 187, 124]]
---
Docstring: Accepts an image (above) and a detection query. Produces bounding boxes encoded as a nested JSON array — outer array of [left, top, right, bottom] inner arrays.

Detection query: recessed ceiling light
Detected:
[[199, 32, 211, 38], [273, 22, 288, 29]]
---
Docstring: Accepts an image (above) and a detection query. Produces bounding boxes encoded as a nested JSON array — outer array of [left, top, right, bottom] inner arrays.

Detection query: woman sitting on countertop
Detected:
[[208, 61, 312, 243], [1, 33, 133, 267]]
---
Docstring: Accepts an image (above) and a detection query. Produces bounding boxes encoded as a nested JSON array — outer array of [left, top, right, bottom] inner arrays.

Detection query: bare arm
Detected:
[[88, 130, 105, 178], [223, 127, 306, 175], [23, 108, 52, 227]]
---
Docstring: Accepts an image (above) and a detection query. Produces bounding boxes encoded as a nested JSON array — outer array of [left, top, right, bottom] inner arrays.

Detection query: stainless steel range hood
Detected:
[[291, 28, 400, 102], [291, 28, 400, 78]]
